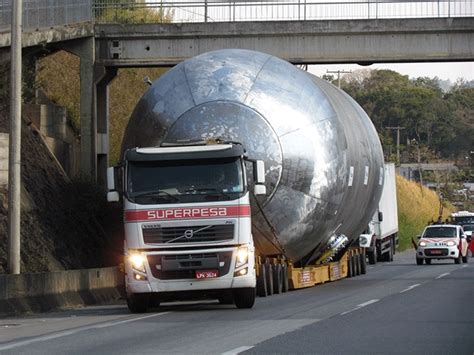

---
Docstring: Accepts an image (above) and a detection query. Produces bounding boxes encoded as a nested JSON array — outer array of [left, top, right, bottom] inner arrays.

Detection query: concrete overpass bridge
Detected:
[[0, 0, 473, 184]]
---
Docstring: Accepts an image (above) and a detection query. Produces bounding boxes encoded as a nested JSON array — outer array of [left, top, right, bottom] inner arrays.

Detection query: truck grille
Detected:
[[147, 252, 233, 280], [143, 224, 234, 244]]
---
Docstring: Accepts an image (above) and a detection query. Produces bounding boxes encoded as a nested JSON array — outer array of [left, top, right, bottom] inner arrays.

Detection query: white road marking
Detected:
[[400, 284, 421, 293], [222, 346, 255, 355], [340, 299, 379, 315], [357, 299, 379, 308], [461, 265, 468, 268], [435, 273, 450, 279], [0, 311, 171, 351]]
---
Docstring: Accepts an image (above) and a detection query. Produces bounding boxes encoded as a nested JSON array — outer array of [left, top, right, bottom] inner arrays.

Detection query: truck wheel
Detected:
[[416, 257, 423, 265], [265, 264, 274, 296], [347, 254, 353, 277], [233, 288, 256, 309], [424, 258, 431, 265], [455, 256, 461, 264], [256, 264, 268, 297], [368, 249, 377, 265], [354, 254, 360, 276], [273, 264, 283, 294], [127, 293, 149, 313], [388, 244, 394, 262], [360, 251, 367, 274], [281, 264, 289, 292]]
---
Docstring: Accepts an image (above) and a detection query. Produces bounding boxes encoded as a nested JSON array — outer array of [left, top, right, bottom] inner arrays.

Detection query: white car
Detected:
[[416, 224, 470, 265]]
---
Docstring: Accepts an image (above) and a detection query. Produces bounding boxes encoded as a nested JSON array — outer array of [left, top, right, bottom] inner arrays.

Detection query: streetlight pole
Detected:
[[386, 126, 405, 166], [8, 0, 23, 274], [326, 69, 352, 88]]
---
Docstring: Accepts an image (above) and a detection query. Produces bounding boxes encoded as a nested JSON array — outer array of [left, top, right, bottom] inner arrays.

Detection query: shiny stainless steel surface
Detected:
[[122, 49, 384, 263]]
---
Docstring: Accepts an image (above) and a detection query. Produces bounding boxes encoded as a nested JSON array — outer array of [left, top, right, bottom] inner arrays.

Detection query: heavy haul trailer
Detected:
[[107, 49, 385, 312]]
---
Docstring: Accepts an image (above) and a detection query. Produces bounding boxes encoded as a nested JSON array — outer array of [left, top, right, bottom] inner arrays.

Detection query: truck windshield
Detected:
[[127, 157, 244, 204], [423, 227, 457, 238]]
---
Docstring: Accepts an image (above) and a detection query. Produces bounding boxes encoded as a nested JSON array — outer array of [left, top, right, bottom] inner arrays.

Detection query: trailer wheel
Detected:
[[265, 264, 274, 296], [127, 293, 149, 313], [368, 248, 377, 265], [281, 264, 289, 292], [256, 264, 268, 297], [233, 288, 256, 309], [360, 251, 367, 274], [347, 254, 353, 277], [273, 264, 283, 294]]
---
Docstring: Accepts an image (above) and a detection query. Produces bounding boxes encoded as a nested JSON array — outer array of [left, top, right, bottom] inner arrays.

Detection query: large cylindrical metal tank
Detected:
[[122, 49, 384, 264]]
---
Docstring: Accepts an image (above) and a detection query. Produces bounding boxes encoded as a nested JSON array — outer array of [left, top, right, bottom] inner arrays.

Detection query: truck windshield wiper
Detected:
[[132, 190, 179, 202]]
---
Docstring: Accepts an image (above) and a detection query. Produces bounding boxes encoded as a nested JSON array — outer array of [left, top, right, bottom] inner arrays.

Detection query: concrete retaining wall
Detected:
[[0, 267, 124, 317]]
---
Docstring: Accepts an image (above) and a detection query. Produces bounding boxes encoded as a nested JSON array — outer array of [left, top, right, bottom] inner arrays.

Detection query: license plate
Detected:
[[196, 270, 218, 279], [430, 250, 442, 254]]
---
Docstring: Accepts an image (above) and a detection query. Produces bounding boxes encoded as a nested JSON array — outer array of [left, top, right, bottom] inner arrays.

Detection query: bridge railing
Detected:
[[93, 0, 473, 24], [0, 0, 92, 33]]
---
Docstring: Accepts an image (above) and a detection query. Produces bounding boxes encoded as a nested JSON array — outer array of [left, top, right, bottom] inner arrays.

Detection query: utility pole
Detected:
[[386, 126, 405, 166], [8, 0, 22, 274], [326, 69, 351, 88]]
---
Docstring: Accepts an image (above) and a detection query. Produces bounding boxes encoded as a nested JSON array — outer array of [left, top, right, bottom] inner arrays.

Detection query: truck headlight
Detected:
[[129, 253, 147, 273], [446, 241, 456, 246], [236, 247, 249, 268], [419, 241, 427, 247]]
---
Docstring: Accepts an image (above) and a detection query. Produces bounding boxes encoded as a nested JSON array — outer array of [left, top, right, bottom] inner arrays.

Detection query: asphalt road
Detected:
[[0, 250, 473, 355]]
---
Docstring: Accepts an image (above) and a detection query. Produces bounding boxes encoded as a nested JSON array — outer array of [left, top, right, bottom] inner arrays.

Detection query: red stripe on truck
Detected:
[[125, 205, 251, 222]]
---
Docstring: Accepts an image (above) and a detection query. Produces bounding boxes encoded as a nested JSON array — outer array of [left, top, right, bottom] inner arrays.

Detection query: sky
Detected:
[[309, 62, 474, 82]]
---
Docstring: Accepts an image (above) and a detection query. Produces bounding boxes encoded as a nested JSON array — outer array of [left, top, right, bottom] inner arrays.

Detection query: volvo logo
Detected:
[[184, 229, 194, 239]]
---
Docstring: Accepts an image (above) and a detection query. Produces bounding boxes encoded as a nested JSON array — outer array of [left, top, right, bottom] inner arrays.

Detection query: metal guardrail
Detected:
[[0, 0, 92, 32], [93, 0, 473, 23], [0, 0, 472, 32]]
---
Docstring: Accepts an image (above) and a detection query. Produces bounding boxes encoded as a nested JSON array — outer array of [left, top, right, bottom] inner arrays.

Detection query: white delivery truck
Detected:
[[359, 163, 399, 264]]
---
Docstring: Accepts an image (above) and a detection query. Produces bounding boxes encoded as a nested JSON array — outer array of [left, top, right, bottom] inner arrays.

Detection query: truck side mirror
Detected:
[[254, 160, 266, 184], [254, 184, 266, 196], [107, 166, 121, 202], [378, 211, 383, 222], [416, 235, 421, 240]]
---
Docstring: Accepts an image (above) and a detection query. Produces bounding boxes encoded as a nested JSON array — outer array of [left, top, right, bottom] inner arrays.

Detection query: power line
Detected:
[[326, 69, 351, 88]]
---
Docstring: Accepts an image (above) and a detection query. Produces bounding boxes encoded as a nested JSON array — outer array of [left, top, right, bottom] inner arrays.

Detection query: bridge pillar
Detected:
[[95, 66, 117, 188], [61, 37, 96, 181]]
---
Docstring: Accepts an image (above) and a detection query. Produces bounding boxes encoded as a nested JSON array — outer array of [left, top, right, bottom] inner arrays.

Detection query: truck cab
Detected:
[[107, 142, 266, 312]]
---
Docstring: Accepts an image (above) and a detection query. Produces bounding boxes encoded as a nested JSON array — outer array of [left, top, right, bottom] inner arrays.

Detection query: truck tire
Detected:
[[354, 254, 360, 276], [368, 249, 377, 265], [347, 254, 353, 277], [455, 255, 461, 264], [273, 264, 283, 294], [256, 264, 268, 297], [233, 288, 256, 309], [360, 251, 367, 274], [416, 257, 423, 265], [265, 264, 274, 296], [424, 258, 431, 265], [127, 293, 149, 313], [282, 264, 289, 292]]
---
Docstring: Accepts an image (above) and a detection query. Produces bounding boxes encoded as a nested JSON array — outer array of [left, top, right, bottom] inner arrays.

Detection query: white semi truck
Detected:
[[359, 163, 399, 264], [107, 49, 389, 312]]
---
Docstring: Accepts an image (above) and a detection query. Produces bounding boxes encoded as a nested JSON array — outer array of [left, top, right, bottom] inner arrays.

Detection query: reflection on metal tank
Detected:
[[122, 49, 384, 264]]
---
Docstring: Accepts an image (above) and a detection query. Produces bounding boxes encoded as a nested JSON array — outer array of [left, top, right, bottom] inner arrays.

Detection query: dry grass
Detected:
[[397, 175, 454, 250]]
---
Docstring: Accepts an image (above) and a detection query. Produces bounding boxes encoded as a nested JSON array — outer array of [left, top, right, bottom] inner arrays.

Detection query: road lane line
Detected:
[[0, 311, 171, 351], [341, 299, 379, 315], [222, 346, 254, 355], [435, 273, 450, 279], [461, 265, 468, 268], [356, 299, 379, 308], [93, 311, 171, 328], [400, 284, 421, 293]]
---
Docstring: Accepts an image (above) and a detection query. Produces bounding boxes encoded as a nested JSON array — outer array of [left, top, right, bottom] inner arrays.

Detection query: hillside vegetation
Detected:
[[396, 175, 454, 251]]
